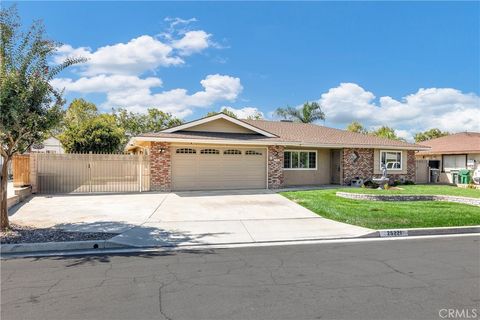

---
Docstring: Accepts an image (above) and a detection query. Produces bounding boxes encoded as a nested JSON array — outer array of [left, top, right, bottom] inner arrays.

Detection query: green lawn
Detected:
[[281, 186, 480, 229]]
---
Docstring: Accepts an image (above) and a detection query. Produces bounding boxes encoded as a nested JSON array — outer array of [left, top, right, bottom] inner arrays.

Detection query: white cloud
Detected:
[[172, 30, 211, 56], [51, 75, 162, 93], [221, 106, 264, 119], [55, 36, 184, 76], [319, 83, 480, 137], [52, 21, 242, 118], [55, 74, 242, 117]]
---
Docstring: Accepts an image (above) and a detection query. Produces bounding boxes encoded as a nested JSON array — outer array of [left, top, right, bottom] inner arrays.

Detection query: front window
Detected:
[[443, 155, 466, 171], [284, 151, 316, 170], [380, 151, 402, 170]]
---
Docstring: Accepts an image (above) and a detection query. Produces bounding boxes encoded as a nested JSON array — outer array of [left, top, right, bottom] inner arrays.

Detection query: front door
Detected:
[[330, 150, 341, 184]]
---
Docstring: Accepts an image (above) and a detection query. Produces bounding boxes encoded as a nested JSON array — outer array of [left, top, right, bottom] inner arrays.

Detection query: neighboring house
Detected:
[[126, 114, 427, 191], [30, 137, 65, 154], [416, 132, 480, 184]]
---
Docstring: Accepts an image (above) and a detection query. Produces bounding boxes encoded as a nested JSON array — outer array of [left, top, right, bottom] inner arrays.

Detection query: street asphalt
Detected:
[[1, 236, 479, 320]]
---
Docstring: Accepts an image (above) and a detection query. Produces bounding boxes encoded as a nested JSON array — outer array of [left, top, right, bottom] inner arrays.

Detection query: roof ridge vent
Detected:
[[280, 119, 293, 122]]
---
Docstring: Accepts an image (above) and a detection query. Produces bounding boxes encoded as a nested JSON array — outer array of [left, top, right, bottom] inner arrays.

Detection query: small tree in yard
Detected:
[[0, 7, 84, 230]]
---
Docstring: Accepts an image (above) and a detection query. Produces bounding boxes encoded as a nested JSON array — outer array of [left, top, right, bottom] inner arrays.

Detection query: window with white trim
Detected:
[[200, 149, 220, 154], [380, 150, 402, 170], [245, 150, 262, 156], [442, 155, 466, 171], [224, 149, 242, 155], [176, 148, 196, 154], [283, 151, 316, 169]]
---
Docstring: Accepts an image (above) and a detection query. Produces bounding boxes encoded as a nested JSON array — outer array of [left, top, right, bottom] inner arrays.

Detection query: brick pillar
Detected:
[[29, 153, 38, 193], [406, 150, 416, 182], [342, 148, 374, 185], [150, 142, 171, 191], [267, 145, 284, 189]]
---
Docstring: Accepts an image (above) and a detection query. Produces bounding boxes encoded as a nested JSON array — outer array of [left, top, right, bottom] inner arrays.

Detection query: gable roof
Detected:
[[242, 120, 425, 149], [161, 113, 278, 138], [128, 116, 428, 150], [417, 132, 480, 155]]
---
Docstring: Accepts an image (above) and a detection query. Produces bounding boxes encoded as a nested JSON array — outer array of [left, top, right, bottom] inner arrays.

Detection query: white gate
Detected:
[[36, 153, 150, 194]]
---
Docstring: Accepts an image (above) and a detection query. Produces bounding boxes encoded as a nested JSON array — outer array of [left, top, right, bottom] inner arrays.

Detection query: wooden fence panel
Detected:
[[415, 159, 429, 184], [36, 153, 150, 194], [13, 154, 30, 187]]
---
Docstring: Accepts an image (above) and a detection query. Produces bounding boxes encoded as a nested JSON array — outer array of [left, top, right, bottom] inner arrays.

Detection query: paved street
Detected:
[[1, 236, 479, 320]]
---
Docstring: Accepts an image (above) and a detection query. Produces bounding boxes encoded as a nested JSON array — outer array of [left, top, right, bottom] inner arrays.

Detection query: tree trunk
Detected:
[[1, 155, 10, 230]]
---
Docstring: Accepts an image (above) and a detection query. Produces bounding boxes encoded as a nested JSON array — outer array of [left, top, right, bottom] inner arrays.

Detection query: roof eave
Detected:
[[129, 136, 429, 150]]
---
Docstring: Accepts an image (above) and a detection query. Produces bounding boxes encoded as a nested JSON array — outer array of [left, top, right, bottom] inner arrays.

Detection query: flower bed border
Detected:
[[336, 192, 480, 207]]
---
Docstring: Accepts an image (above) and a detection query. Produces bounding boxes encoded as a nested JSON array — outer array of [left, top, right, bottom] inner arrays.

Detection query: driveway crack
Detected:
[[240, 220, 255, 243]]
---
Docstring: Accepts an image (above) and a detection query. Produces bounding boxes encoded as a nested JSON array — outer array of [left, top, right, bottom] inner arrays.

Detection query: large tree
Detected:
[[275, 102, 325, 123], [60, 114, 125, 153], [414, 128, 449, 143], [346, 121, 368, 134], [0, 6, 84, 229], [371, 126, 405, 141], [59, 99, 125, 153], [205, 108, 238, 119], [114, 108, 183, 138]]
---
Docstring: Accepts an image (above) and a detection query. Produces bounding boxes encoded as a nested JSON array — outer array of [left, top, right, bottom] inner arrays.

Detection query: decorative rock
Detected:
[[336, 192, 480, 207]]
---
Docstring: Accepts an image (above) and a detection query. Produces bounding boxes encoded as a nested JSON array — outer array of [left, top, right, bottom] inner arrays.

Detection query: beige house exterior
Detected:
[[127, 114, 427, 191], [416, 132, 480, 184]]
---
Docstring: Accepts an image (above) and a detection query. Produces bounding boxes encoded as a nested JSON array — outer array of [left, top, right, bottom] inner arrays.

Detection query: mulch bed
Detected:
[[0, 224, 118, 244]]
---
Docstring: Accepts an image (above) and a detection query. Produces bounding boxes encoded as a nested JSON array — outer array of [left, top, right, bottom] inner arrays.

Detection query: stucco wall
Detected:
[[283, 148, 331, 186], [182, 118, 256, 134]]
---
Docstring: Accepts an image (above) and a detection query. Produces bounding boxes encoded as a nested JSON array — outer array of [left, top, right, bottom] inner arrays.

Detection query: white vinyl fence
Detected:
[[36, 153, 150, 194]]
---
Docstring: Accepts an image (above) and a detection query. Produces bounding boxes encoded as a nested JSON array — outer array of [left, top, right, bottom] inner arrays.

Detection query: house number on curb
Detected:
[[379, 230, 409, 237]]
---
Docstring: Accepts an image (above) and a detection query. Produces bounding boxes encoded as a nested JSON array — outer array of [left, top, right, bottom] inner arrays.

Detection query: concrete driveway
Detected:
[[10, 190, 372, 247], [110, 190, 372, 247], [9, 193, 169, 233]]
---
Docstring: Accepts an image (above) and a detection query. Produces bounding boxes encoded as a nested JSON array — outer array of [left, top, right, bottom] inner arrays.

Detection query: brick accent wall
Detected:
[[268, 145, 284, 189], [343, 148, 417, 185], [150, 142, 171, 191], [342, 148, 374, 185]]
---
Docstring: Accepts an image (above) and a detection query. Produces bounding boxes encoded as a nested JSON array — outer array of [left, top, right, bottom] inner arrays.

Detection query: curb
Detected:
[[1, 239, 128, 254], [1, 226, 478, 257], [362, 226, 480, 238]]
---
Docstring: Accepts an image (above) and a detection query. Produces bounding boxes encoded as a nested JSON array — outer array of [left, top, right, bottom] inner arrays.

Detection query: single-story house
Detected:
[[416, 132, 480, 184], [126, 114, 428, 191], [30, 137, 65, 154]]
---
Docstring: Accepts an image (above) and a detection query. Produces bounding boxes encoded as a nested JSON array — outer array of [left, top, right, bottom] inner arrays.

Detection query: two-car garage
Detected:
[[171, 146, 267, 191]]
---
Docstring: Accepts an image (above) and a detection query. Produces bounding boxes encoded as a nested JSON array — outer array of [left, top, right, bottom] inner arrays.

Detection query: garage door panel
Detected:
[[171, 147, 266, 190]]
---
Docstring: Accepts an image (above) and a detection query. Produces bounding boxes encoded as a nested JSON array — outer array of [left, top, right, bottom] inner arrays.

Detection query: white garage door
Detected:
[[171, 146, 267, 191]]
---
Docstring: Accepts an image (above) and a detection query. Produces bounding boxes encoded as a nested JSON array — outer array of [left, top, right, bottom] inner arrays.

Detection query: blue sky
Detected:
[[11, 1, 480, 140]]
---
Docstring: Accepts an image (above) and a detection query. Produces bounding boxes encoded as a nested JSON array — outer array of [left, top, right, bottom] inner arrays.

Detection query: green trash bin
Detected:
[[459, 169, 471, 184]]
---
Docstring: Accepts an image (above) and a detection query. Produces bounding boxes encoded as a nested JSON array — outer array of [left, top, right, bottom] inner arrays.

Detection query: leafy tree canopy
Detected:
[[206, 108, 238, 119], [114, 108, 183, 138], [275, 102, 325, 123], [345, 122, 406, 141], [371, 126, 405, 141], [414, 128, 449, 143], [346, 121, 368, 134], [59, 113, 124, 153]]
